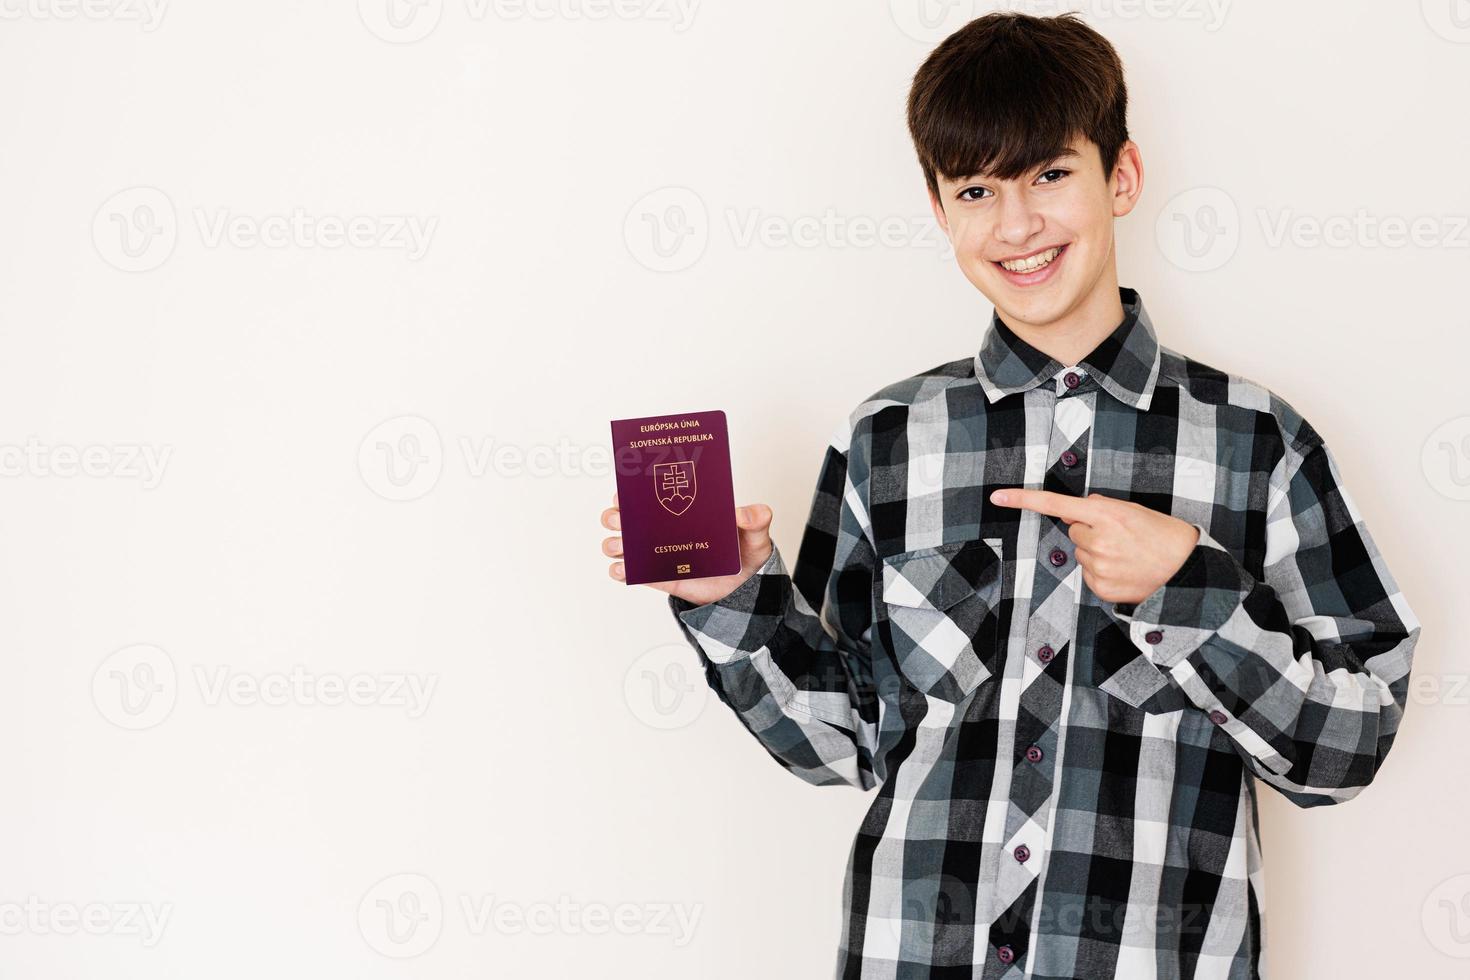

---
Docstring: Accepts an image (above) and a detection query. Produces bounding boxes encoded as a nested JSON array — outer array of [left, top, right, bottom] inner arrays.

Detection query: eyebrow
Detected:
[[961, 149, 1082, 182]]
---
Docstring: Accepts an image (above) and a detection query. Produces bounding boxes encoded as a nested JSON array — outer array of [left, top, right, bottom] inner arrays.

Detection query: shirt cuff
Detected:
[[667, 545, 787, 664], [1107, 522, 1253, 669]]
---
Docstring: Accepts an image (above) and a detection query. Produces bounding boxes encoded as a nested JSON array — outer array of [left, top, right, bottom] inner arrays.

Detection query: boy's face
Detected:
[[928, 137, 1142, 331]]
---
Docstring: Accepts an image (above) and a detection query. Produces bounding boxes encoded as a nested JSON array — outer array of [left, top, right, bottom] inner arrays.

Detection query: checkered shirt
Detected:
[[668, 286, 1421, 980]]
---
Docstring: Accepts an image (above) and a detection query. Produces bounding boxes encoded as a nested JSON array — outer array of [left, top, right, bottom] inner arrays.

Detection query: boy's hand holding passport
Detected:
[[603, 410, 772, 605]]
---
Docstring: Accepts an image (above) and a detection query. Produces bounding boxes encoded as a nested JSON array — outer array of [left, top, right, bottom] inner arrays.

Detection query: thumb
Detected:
[[736, 503, 773, 538]]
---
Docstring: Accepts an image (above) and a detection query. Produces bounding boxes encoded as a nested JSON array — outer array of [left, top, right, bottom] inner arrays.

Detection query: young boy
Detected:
[[601, 12, 1419, 978]]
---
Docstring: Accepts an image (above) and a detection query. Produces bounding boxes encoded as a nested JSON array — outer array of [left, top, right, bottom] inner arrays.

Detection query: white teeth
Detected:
[[1000, 246, 1062, 273]]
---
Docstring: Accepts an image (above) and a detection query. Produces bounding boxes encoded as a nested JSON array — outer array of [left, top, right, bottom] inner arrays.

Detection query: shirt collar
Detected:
[[974, 286, 1162, 411]]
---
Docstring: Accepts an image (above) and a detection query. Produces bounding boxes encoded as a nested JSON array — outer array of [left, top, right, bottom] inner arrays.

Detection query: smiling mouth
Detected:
[[994, 244, 1067, 273]]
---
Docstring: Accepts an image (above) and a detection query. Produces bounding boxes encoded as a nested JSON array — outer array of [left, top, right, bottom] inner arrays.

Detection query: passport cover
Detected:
[[610, 410, 741, 585]]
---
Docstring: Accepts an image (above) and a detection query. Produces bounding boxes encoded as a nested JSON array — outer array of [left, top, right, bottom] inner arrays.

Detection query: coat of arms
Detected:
[[653, 460, 696, 516]]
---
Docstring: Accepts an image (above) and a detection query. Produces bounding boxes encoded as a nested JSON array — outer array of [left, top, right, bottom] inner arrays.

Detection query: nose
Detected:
[[992, 191, 1044, 252]]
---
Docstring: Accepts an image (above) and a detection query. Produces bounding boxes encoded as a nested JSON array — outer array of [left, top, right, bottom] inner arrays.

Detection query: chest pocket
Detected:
[[878, 536, 1005, 703]]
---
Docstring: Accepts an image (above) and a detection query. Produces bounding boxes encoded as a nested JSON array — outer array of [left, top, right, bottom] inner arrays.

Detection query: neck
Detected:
[[999, 270, 1125, 368]]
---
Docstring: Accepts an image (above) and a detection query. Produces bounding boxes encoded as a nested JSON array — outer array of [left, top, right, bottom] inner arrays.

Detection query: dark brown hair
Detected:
[[906, 12, 1129, 201]]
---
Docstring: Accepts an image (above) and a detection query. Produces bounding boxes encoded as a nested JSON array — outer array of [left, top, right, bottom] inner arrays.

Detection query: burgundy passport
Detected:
[[610, 410, 741, 585]]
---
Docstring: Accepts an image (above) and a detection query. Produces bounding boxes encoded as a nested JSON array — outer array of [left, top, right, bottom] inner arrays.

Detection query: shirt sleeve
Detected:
[[667, 420, 880, 790], [1109, 432, 1421, 807]]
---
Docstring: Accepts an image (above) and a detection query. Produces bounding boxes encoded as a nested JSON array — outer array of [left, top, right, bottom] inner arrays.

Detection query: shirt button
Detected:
[[1037, 645, 1054, 664], [997, 945, 1016, 964], [1013, 844, 1030, 863], [1025, 745, 1044, 764], [1064, 371, 1081, 389], [1209, 709, 1229, 725], [1145, 629, 1164, 645], [1049, 548, 1067, 567], [1060, 450, 1078, 467]]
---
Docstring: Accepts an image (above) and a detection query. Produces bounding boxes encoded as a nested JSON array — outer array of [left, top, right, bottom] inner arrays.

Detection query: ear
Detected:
[[928, 188, 951, 238], [1110, 140, 1145, 219]]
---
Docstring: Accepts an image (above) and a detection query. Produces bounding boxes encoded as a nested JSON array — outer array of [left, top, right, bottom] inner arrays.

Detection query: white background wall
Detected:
[[0, 1, 1465, 976]]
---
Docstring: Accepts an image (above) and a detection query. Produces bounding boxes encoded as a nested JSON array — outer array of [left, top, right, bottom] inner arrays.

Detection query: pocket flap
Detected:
[[881, 537, 1003, 611], [1092, 617, 1186, 712], [1098, 654, 1172, 709]]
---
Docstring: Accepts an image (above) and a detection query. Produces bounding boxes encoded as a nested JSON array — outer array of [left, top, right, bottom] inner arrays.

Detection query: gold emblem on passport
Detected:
[[653, 460, 697, 516]]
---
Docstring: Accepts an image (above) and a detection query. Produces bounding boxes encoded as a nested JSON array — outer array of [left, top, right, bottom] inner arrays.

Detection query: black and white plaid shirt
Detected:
[[668, 286, 1421, 979]]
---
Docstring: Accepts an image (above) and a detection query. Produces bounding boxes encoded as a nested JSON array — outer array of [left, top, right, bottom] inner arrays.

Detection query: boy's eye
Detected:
[[956, 168, 1068, 201]]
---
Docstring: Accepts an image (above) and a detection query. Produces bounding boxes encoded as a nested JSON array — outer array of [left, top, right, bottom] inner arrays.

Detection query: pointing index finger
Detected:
[[990, 488, 1097, 525]]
